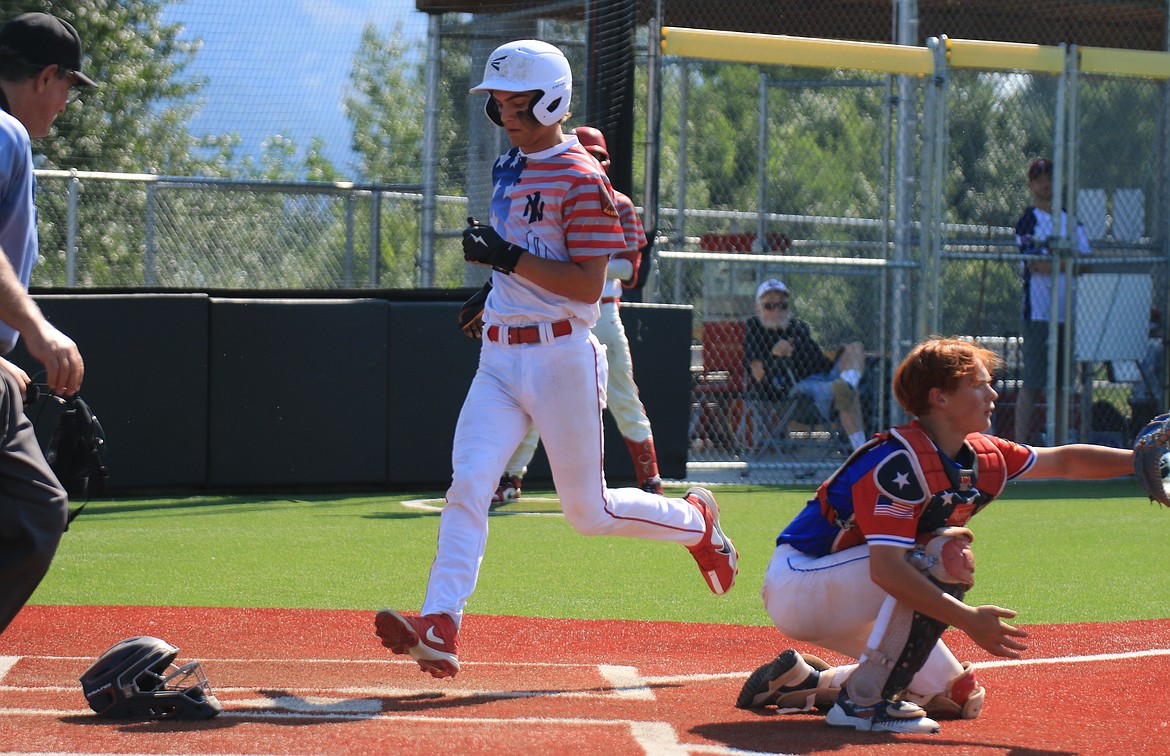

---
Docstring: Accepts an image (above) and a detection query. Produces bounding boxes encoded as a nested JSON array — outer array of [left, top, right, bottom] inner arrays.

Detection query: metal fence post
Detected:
[[144, 180, 156, 287], [1045, 44, 1069, 445], [642, 0, 663, 303], [755, 71, 768, 252], [368, 190, 381, 287], [66, 169, 79, 287], [676, 58, 689, 249], [344, 192, 356, 288], [419, 12, 441, 289]]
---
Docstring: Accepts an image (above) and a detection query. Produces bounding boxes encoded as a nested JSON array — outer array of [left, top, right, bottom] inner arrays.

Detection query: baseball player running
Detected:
[[493, 125, 662, 505], [735, 337, 1133, 733], [375, 39, 737, 679]]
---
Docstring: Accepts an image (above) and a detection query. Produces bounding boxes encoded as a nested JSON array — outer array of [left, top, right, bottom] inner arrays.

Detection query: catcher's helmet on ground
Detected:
[[80, 636, 222, 719], [470, 39, 572, 126]]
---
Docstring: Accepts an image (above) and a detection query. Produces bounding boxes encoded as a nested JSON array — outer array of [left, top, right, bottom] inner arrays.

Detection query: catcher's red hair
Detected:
[[894, 337, 1002, 418]]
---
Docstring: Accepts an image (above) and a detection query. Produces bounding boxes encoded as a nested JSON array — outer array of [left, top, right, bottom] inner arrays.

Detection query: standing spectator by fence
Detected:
[[1014, 157, 1092, 445]]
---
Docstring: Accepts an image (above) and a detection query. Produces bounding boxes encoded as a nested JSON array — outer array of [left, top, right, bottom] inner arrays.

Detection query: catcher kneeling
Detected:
[[736, 336, 1137, 734]]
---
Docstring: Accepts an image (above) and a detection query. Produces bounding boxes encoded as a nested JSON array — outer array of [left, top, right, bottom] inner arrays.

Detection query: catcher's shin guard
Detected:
[[906, 662, 986, 720], [846, 590, 958, 705], [623, 437, 660, 488]]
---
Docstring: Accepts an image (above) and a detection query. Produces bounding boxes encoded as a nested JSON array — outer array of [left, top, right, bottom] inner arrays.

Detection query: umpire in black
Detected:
[[0, 12, 91, 636]]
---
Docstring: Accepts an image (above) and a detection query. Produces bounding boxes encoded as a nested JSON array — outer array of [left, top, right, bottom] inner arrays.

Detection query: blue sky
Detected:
[[160, 0, 429, 172]]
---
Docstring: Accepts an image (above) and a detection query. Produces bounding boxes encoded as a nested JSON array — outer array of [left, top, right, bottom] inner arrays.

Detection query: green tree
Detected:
[[5, 0, 202, 173], [9, 0, 354, 287], [343, 22, 472, 286]]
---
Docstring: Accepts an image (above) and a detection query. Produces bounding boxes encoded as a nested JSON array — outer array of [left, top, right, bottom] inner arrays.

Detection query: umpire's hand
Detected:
[[23, 319, 83, 397]]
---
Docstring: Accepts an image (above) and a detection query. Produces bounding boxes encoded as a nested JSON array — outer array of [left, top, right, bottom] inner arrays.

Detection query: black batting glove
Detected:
[[462, 217, 523, 274]]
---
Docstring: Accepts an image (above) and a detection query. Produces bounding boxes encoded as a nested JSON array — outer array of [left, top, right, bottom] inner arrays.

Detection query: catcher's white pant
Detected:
[[421, 325, 705, 626], [505, 299, 653, 475], [762, 543, 965, 700]]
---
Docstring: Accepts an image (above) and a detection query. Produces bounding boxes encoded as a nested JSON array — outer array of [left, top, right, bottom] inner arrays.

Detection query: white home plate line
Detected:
[[401, 497, 563, 516], [597, 665, 655, 700], [223, 682, 651, 701], [0, 656, 18, 683]]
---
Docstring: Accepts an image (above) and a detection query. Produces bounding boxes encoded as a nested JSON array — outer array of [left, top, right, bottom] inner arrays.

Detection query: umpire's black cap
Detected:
[[0, 12, 98, 87]]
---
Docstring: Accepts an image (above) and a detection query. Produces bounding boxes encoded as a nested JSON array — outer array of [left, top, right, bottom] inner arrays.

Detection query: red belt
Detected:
[[600, 297, 620, 305], [486, 320, 572, 344]]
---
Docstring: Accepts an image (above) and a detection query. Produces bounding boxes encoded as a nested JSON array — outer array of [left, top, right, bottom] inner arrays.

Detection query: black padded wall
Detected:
[[386, 301, 481, 486], [207, 298, 390, 487], [17, 294, 691, 491], [21, 294, 209, 489]]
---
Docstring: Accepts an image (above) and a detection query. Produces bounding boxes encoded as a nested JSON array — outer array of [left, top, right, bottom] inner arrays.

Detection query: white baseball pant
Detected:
[[761, 542, 966, 699], [505, 299, 653, 474], [421, 326, 705, 626]]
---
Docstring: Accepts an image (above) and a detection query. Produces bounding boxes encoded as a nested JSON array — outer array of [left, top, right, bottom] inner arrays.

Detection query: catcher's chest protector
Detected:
[[814, 423, 1008, 548], [887, 423, 1007, 503]]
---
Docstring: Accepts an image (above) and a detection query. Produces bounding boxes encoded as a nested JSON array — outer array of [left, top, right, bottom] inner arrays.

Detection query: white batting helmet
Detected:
[[470, 39, 572, 126]]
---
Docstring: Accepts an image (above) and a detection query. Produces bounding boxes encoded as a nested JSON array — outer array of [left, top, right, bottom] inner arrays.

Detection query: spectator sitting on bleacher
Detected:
[[743, 279, 868, 450]]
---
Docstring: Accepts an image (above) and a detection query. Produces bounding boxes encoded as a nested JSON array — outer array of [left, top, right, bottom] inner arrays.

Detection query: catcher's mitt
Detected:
[[458, 281, 491, 339], [1133, 413, 1170, 506]]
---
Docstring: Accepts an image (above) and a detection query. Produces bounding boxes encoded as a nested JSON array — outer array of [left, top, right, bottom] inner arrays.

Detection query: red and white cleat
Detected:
[[375, 609, 460, 679], [684, 487, 738, 595]]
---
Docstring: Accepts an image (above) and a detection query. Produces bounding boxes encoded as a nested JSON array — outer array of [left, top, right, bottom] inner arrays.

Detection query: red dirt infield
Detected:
[[1, 604, 1168, 754]]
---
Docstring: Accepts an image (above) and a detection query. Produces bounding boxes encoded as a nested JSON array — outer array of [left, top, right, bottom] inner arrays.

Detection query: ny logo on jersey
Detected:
[[524, 192, 545, 223]]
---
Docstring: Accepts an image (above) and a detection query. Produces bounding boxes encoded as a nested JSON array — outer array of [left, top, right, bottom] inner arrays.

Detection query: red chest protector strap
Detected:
[[888, 422, 1007, 500]]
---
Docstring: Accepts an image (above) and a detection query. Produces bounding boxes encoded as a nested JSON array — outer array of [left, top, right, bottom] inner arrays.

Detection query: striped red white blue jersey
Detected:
[[601, 189, 647, 300], [776, 431, 1034, 557], [615, 190, 646, 252], [484, 137, 625, 328]]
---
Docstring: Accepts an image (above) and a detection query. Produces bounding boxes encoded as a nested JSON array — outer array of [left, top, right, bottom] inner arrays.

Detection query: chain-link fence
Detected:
[[659, 28, 1169, 483], [934, 49, 1168, 456], [34, 172, 438, 288]]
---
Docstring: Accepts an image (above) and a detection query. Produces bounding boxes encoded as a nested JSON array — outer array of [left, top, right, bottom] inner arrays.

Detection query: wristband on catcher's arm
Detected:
[[462, 217, 524, 274]]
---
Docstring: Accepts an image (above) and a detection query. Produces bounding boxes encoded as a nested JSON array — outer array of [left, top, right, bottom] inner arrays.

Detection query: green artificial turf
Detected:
[[32, 480, 1170, 626]]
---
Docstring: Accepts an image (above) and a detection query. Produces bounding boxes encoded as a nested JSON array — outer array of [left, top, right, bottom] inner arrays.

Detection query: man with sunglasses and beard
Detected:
[[744, 279, 868, 451]]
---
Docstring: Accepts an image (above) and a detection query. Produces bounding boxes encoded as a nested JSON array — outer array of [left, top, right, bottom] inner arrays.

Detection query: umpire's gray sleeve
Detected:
[[0, 368, 68, 636]]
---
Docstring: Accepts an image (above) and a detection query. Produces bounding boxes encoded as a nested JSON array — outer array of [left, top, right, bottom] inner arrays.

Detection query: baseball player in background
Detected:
[[735, 337, 1133, 734], [375, 39, 738, 679], [0, 12, 91, 636], [493, 125, 663, 505]]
